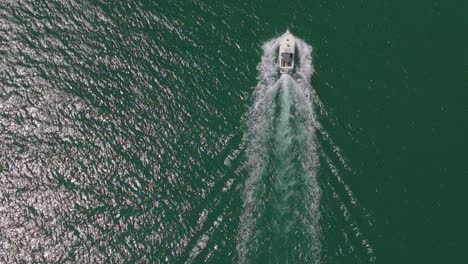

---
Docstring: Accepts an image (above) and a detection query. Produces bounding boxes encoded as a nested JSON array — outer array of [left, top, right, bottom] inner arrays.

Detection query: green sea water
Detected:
[[1, 1, 467, 263]]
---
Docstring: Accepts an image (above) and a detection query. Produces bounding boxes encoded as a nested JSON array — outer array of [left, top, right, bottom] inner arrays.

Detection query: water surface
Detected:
[[1, 1, 467, 263]]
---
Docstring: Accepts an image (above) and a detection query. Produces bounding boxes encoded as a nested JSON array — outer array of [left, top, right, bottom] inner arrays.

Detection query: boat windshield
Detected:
[[280, 52, 294, 67]]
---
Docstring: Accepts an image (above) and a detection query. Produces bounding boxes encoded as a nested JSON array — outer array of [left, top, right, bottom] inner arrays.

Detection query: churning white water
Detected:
[[238, 36, 321, 264]]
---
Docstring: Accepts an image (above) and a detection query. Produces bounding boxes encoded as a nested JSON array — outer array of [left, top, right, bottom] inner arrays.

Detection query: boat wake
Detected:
[[238, 34, 376, 263], [238, 36, 321, 264]]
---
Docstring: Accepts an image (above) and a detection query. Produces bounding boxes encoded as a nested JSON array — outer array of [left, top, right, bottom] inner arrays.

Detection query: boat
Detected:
[[278, 30, 296, 74]]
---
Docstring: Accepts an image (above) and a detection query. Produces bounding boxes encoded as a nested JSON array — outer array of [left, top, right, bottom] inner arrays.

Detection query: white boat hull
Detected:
[[278, 30, 296, 74]]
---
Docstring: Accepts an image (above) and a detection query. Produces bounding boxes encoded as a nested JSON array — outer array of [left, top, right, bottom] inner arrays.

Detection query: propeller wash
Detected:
[[238, 32, 321, 264]]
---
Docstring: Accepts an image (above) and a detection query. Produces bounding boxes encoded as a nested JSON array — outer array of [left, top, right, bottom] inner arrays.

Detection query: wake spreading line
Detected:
[[238, 33, 375, 264]]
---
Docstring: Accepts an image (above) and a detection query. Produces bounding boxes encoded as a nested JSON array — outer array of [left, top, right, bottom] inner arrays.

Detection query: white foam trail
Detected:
[[238, 33, 376, 264], [238, 35, 321, 263]]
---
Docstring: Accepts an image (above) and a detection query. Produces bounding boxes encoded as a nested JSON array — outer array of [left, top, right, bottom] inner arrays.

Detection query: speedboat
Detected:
[[278, 30, 295, 74]]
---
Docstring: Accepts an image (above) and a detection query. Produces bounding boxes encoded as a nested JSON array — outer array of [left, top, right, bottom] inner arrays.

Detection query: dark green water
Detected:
[[1, 1, 467, 263]]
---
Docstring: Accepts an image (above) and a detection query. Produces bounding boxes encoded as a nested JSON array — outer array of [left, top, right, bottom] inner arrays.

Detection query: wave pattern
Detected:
[[238, 35, 376, 263], [238, 37, 321, 264], [0, 1, 377, 262]]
